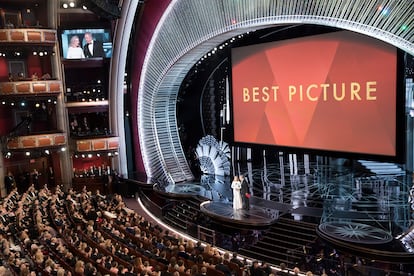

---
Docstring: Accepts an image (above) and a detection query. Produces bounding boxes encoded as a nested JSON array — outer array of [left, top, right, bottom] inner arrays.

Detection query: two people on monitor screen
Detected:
[[66, 32, 104, 59]]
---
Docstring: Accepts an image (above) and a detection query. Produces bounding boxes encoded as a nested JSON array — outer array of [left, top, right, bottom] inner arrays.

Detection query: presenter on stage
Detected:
[[66, 35, 85, 59], [240, 175, 250, 210], [83, 32, 105, 58], [231, 176, 242, 210]]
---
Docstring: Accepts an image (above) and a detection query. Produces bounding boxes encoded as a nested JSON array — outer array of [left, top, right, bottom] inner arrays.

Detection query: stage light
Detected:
[[69, 1, 75, 8], [87, 154, 92, 158], [82, 5, 88, 10], [25, 151, 30, 156], [62, 3, 68, 8], [20, 101, 26, 107], [1, 101, 5, 105], [96, 153, 100, 157], [44, 149, 50, 155], [61, 147, 66, 152], [81, 154, 85, 158], [33, 51, 37, 55]]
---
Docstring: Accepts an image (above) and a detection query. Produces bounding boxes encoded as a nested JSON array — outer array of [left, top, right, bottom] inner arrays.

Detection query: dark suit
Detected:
[[83, 41, 105, 58], [241, 177, 250, 210], [215, 263, 232, 276]]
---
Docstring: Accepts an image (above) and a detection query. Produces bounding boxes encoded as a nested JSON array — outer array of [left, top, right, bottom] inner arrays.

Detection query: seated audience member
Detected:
[[198, 266, 207, 276], [215, 256, 232, 276], [249, 260, 264, 276], [176, 259, 186, 273], [177, 244, 191, 260], [277, 262, 290, 276], [262, 262, 273, 275], [230, 252, 245, 268], [74, 260, 85, 275]]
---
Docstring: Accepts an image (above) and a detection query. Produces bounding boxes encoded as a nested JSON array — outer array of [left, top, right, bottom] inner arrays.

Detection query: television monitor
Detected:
[[60, 28, 112, 59], [231, 30, 403, 160]]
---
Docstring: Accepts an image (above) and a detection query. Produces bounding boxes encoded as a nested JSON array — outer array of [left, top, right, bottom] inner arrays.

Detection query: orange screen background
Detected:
[[231, 31, 397, 156]]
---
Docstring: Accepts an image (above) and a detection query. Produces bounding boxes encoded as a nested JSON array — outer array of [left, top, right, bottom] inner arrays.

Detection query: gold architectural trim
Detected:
[[7, 132, 67, 150], [76, 136, 119, 152], [0, 80, 62, 96], [0, 28, 56, 43]]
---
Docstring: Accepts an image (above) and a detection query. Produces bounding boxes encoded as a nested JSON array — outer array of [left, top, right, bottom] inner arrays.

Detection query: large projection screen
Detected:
[[231, 31, 398, 157]]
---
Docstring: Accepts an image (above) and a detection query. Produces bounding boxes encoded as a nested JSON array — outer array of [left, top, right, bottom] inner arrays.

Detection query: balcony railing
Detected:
[[7, 132, 66, 150], [0, 28, 56, 44], [0, 80, 62, 96], [75, 137, 119, 152]]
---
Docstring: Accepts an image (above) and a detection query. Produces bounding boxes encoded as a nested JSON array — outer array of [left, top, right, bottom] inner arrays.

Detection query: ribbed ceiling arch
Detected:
[[138, 0, 414, 183]]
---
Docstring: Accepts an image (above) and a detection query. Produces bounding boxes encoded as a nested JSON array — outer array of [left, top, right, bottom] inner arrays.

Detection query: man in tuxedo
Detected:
[[215, 256, 232, 276], [240, 174, 250, 210], [83, 32, 105, 58]]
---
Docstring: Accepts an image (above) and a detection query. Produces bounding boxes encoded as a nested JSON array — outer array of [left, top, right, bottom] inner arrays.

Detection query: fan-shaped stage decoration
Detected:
[[409, 182, 414, 216], [195, 135, 230, 176]]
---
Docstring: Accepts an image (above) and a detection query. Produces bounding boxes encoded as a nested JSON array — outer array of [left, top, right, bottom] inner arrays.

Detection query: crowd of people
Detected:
[[0, 183, 318, 276]]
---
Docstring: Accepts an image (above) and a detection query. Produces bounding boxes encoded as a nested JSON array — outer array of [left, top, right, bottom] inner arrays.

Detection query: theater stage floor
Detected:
[[153, 169, 413, 247], [154, 179, 322, 227]]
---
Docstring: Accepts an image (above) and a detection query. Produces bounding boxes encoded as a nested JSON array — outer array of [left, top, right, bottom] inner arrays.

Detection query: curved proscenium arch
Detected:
[[138, 0, 414, 184]]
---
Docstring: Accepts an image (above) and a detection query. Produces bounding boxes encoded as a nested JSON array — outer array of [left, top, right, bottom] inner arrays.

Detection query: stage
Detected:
[[152, 168, 414, 247], [154, 179, 322, 228]]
